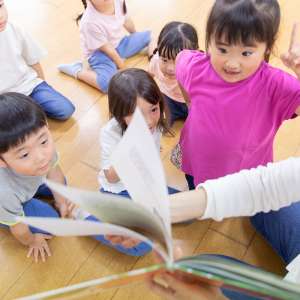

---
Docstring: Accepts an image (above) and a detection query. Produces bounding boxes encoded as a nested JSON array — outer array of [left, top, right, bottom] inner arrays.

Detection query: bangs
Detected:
[[213, 10, 267, 46], [158, 34, 194, 60]]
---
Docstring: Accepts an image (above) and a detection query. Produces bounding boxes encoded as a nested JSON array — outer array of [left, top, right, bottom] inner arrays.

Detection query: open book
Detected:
[[17, 109, 300, 300]]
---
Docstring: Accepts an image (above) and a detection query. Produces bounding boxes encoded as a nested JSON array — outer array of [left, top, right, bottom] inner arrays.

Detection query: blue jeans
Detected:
[[96, 186, 179, 255], [251, 202, 300, 264], [88, 31, 151, 92], [0, 184, 58, 234], [163, 94, 188, 126], [30, 81, 75, 120]]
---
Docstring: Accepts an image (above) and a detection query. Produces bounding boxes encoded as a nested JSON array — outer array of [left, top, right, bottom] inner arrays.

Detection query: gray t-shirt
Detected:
[[0, 153, 57, 225]]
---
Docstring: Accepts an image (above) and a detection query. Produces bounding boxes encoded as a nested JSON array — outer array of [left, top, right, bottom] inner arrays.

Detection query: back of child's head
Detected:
[[108, 68, 169, 133], [206, 0, 280, 61], [0, 93, 47, 155], [154, 21, 199, 60], [76, 0, 127, 24]]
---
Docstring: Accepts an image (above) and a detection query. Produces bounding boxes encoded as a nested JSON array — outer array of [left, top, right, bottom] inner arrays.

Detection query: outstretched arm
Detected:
[[170, 157, 300, 223]]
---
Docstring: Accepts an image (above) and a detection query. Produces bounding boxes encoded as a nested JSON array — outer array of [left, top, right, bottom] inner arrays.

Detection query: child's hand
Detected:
[[281, 22, 300, 79], [27, 233, 52, 263], [105, 235, 141, 248]]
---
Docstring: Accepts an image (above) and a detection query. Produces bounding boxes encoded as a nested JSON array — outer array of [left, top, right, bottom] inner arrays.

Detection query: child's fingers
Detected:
[[39, 247, 46, 263], [27, 247, 34, 258], [121, 238, 141, 248], [44, 242, 52, 257]]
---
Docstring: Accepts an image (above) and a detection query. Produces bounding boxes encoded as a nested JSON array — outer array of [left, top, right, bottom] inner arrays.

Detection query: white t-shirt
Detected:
[[80, 0, 127, 58], [98, 118, 161, 193], [199, 157, 300, 283], [0, 22, 47, 95]]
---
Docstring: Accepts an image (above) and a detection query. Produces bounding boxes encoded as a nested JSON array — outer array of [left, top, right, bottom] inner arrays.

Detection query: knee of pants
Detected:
[[96, 71, 116, 93], [54, 102, 75, 120], [86, 215, 152, 256]]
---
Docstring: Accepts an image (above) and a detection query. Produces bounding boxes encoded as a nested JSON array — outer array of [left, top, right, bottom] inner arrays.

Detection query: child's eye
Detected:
[[151, 107, 158, 113], [218, 48, 227, 54], [19, 153, 29, 159], [41, 139, 48, 145], [242, 51, 253, 57]]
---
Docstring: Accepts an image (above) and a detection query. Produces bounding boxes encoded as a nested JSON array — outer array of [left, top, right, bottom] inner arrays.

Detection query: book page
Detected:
[[111, 108, 173, 261], [17, 216, 169, 262], [45, 180, 169, 257]]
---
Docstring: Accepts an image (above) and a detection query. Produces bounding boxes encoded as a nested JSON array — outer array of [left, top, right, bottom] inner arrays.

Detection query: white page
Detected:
[[111, 108, 173, 261], [17, 216, 169, 262], [45, 180, 168, 254]]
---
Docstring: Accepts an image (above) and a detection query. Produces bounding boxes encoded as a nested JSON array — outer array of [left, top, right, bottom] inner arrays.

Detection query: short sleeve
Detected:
[[81, 22, 108, 50], [100, 122, 122, 170], [14, 24, 47, 65], [175, 50, 195, 89], [0, 192, 24, 225], [268, 68, 300, 121]]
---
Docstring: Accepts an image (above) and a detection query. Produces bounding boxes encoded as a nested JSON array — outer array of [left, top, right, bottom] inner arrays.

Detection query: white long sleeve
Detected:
[[200, 157, 300, 221]]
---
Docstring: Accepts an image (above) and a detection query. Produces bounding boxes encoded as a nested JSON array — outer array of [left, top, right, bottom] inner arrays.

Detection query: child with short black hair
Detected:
[[149, 21, 199, 125], [0, 93, 70, 262], [0, 0, 75, 120]]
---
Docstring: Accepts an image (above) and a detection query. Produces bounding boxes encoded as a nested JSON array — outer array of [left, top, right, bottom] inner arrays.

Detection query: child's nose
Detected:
[[225, 59, 240, 70]]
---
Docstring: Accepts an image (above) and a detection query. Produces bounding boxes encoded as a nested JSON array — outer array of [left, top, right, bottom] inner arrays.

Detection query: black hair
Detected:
[[108, 68, 171, 134], [0, 93, 47, 154], [152, 21, 199, 60], [76, 0, 127, 24], [205, 0, 280, 61]]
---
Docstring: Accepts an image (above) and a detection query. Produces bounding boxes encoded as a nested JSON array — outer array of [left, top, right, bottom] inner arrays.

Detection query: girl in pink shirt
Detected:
[[176, 0, 300, 190], [148, 22, 199, 126], [57, 0, 151, 93]]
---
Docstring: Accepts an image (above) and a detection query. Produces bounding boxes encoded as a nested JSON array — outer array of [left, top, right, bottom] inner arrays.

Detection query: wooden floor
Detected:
[[1, 0, 300, 299]]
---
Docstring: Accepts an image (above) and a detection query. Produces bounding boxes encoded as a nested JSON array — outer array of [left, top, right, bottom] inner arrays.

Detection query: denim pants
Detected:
[[30, 81, 75, 120], [88, 31, 151, 92]]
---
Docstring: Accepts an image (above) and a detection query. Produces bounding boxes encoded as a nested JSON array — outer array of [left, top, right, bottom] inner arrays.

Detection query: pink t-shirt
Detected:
[[80, 0, 126, 58], [176, 50, 300, 185], [149, 53, 184, 103]]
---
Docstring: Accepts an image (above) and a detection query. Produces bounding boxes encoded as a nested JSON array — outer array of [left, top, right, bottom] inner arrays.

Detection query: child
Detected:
[[0, 93, 150, 261], [176, 0, 300, 189], [0, 0, 75, 120], [0, 93, 72, 263], [99, 68, 178, 196], [149, 21, 199, 126], [57, 0, 151, 93]]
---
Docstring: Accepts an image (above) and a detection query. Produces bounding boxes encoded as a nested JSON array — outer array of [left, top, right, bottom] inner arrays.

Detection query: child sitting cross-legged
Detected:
[[0, 93, 151, 261]]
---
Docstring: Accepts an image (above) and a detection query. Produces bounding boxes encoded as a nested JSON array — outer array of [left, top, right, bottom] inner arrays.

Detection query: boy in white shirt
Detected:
[[0, 0, 75, 120]]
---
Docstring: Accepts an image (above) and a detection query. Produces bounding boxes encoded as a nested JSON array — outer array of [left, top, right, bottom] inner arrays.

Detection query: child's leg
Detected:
[[30, 81, 75, 120], [117, 31, 151, 59], [250, 202, 300, 264], [85, 214, 152, 256], [87, 51, 118, 93], [22, 198, 59, 234], [163, 94, 188, 126]]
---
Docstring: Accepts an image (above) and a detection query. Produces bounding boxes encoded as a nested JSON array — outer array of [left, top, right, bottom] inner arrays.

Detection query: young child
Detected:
[[0, 93, 150, 260], [149, 21, 199, 126], [99, 68, 177, 196], [175, 0, 300, 189], [57, 0, 151, 93], [0, 0, 75, 120], [0, 93, 72, 263]]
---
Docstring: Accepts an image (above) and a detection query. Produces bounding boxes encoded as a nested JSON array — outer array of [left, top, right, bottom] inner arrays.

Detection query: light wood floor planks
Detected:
[[1, 0, 300, 298]]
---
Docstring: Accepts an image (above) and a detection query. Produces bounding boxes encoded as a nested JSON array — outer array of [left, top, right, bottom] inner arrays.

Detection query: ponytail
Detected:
[[76, 0, 87, 24]]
